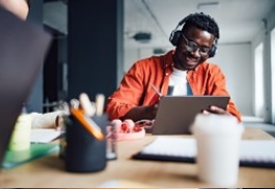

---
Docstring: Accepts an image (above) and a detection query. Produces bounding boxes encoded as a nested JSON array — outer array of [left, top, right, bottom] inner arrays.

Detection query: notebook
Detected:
[[132, 137, 275, 168], [152, 96, 230, 134], [0, 7, 52, 166]]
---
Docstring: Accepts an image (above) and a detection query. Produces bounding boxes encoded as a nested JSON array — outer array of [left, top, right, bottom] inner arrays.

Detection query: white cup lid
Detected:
[[190, 113, 244, 136]]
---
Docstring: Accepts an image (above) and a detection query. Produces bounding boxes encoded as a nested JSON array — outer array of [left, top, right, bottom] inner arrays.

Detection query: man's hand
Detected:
[[203, 105, 231, 116], [143, 103, 159, 120], [121, 102, 159, 122]]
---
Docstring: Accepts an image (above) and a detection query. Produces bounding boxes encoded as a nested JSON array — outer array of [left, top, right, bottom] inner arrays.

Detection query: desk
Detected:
[[0, 128, 275, 187]]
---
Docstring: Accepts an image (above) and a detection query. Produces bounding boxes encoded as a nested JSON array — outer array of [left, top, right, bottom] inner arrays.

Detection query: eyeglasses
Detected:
[[180, 33, 211, 56]]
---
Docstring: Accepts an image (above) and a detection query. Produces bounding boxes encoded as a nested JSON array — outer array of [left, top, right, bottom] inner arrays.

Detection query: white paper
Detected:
[[140, 137, 275, 163], [142, 137, 197, 158], [31, 129, 64, 143]]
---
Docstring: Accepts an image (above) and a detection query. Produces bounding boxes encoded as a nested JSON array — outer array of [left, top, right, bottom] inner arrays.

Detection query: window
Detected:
[[254, 43, 264, 118], [271, 28, 275, 124]]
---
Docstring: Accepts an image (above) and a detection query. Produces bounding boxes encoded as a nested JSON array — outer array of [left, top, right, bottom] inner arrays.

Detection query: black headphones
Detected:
[[169, 14, 217, 58]]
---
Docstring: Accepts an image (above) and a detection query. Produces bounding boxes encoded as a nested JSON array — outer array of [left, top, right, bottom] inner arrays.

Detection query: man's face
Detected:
[[174, 25, 215, 70]]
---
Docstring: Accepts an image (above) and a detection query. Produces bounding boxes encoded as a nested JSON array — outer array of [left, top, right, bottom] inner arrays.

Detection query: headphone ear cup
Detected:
[[169, 30, 181, 46], [208, 44, 217, 57]]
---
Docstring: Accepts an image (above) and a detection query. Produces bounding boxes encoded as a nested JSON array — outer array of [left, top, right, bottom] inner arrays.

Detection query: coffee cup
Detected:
[[191, 113, 244, 186]]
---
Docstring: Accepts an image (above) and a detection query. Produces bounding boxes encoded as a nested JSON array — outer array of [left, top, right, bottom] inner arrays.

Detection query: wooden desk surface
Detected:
[[0, 128, 274, 188]]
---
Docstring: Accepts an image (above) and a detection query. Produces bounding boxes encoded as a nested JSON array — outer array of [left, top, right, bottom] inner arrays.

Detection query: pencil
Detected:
[[70, 107, 104, 140]]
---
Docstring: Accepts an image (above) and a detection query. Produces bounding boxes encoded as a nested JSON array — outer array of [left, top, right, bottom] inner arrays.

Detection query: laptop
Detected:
[[0, 7, 52, 166], [152, 96, 230, 135]]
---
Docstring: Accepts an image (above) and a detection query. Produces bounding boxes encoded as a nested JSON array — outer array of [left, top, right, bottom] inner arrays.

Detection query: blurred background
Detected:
[[26, 0, 275, 133]]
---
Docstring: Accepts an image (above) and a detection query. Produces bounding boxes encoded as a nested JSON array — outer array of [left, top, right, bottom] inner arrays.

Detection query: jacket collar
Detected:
[[162, 50, 174, 69]]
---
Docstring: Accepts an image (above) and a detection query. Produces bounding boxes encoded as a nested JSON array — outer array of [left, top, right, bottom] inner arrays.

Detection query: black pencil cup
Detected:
[[65, 114, 109, 173]]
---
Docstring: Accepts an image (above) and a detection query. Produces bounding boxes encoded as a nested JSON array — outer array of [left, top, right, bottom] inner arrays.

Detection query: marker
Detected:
[[70, 107, 104, 140], [79, 93, 96, 117], [95, 93, 105, 116], [70, 98, 80, 109]]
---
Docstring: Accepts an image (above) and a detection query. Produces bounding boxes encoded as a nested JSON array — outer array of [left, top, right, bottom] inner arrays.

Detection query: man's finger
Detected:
[[202, 110, 210, 115], [210, 106, 225, 114]]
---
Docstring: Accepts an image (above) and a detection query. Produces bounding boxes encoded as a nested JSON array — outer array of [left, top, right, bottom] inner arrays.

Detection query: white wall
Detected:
[[124, 47, 172, 72], [211, 43, 253, 116], [124, 48, 139, 73], [124, 43, 253, 116]]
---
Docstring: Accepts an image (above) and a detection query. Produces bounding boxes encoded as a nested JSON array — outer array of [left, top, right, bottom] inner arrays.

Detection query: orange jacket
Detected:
[[106, 50, 241, 122]]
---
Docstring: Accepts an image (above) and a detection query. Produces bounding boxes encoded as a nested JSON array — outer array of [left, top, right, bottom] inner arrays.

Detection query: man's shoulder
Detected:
[[199, 62, 221, 71]]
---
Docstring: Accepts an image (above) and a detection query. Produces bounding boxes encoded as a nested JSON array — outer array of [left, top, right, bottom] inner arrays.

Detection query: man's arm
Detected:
[[106, 61, 146, 121]]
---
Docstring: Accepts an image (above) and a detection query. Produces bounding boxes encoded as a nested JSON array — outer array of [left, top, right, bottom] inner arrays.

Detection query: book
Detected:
[[132, 137, 275, 168]]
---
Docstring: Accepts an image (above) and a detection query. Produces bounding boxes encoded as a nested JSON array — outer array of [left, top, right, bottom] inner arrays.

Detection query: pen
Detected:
[[148, 85, 162, 106], [151, 84, 162, 97], [70, 107, 104, 140]]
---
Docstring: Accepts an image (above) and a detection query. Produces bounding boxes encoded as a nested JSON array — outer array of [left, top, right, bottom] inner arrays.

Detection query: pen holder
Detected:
[[65, 114, 109, 173]]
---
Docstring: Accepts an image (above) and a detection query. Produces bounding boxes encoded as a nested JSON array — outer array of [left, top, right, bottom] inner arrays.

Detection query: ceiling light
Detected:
[[197, 2, 219, 10], [153, 48, 166, 55], [132, 32, 152, 43]]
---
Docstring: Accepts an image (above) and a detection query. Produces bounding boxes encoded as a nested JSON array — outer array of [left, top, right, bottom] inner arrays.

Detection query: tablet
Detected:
[[151, 96, 230, 135]]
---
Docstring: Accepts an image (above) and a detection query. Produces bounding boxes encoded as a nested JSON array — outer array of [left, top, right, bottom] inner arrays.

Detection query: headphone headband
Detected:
[[169, 13, 218, 58]]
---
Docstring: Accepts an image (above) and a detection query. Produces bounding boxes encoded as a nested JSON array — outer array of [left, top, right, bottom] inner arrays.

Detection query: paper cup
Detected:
[[191, 114, 244, 186]]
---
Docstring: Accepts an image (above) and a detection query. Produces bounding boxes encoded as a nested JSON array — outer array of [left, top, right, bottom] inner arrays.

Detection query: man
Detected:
[[0, 0, 63, 129], [106, 12, 241, 122]]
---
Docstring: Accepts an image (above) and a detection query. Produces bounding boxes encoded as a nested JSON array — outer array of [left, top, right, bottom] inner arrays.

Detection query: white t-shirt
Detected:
[[168, 67, 188, 96]]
